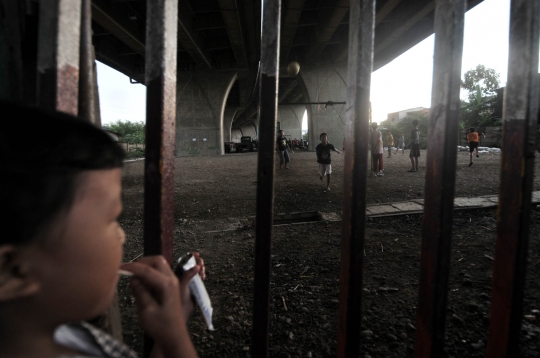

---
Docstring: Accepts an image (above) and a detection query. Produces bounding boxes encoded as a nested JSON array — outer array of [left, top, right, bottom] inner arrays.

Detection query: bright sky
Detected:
[[97, 0, 511, 127]]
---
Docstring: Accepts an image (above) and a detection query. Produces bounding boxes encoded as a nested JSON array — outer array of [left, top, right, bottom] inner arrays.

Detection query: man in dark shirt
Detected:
[[276, 130, 290, 169], [316, 132, 341, 191]]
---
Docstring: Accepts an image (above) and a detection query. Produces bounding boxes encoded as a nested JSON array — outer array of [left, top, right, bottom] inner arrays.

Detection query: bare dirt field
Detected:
[[117, 150, 540, 357]]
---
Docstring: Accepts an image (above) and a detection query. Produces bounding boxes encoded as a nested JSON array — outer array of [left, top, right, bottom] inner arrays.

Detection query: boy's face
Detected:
[[27, 169, 125, 321], [321, 135, 328, 144]]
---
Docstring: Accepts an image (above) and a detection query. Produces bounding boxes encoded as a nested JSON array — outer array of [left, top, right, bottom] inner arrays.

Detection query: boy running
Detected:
[[467, 127, 485, 166], [316, 133, 341, 191]]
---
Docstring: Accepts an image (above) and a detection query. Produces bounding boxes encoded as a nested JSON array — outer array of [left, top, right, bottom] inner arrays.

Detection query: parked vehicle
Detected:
[[236, 136, 258, 152], [224, 142, 238, 153]]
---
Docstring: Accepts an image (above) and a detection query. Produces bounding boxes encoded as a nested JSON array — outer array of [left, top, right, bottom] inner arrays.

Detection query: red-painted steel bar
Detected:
[[143, 0, 178, 265], [251, 0, 281, 356], [36, 0, 81, 115], [143, 0, 178, 355], [414, 0, 465, 356], [486, 0, 540, 356], [337, 0, 375, 356]]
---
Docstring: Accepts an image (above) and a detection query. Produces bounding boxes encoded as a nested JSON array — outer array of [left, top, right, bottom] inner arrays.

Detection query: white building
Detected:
[[386, 107, 428, 125]]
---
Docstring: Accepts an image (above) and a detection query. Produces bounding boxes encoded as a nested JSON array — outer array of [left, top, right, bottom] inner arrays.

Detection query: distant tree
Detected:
[[460, 65, 500, 127], [461, 65, 500, 102], [107, 120, 145, 144], [302, 131, 308, 141]]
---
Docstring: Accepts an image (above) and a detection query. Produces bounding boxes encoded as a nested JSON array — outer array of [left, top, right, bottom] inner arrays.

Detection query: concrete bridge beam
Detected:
[[297, 66, 348, 150], [278, 105, 305, 141], [176, 71, 237, 156]]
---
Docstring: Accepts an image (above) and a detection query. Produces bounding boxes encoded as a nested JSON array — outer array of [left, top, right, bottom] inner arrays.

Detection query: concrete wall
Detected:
[[297, 66, 348, 150], [176, 71, 237, 156], [231, 129, 242, 142], [278, 105, 305, 140]]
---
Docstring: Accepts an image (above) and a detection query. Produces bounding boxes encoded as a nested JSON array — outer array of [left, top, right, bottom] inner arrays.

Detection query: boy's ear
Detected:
[[0, 245, 40, 302]]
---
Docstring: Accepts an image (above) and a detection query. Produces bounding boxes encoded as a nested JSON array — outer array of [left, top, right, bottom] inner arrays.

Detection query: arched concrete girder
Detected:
[[277, 105, 305, 140], [176, 71, 237, 156], [220, 74, 239, 151], [223, 107, 240, 143], [296, 66, 347, 150]]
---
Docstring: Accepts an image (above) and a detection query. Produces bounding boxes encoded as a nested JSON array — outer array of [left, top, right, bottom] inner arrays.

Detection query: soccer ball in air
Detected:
[[287, 61, 300, 77]]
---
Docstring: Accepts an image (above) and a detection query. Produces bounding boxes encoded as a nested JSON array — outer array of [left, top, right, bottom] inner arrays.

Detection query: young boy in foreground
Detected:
[[316, 133, 341, 191], [0, 102, 204, 358]]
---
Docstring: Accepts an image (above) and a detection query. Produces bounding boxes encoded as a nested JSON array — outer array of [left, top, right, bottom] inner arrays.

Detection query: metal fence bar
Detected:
[[337, 0, 375, 356], [414, 0, 466, 356], [251, 1, 281, 356], [486, 0, 540, 356], [143, 0, 178, 263], [143, 0, 178, 355], [36, 0, 81, 115], [78, 0, 98, 125]]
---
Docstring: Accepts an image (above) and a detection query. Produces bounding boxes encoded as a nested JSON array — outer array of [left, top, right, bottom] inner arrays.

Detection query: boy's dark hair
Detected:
[[320, 132, 328, 140], [412, 120, 419, 126], [0, 101, 125, 246], [370, 122, 378, 130], [469, 127, 475, 132], [278, 130, 284, 133]]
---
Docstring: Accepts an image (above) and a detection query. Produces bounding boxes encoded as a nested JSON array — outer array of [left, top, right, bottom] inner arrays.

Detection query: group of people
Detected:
[[370, 120, 421, 176]]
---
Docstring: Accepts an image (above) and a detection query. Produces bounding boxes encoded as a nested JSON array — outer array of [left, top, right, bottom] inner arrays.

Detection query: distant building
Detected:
[[386, 107, 429, 125]]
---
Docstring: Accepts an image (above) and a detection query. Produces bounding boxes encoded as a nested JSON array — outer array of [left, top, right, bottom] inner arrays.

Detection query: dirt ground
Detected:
[[117, 150, 540, 357]]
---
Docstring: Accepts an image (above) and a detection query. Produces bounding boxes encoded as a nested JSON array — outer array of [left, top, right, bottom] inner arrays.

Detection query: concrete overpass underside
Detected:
[[89, 0, 483, 155]]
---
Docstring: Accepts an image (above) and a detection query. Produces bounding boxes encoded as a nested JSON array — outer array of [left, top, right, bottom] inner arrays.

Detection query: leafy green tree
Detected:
[[107, 120, 146, 144], [461, 65, 500, 102], [460, 65, 501, 128]]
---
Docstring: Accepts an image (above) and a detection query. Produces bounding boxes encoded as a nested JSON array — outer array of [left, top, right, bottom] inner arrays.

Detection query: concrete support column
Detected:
[[223, 107, 239, 143], [176, 71, 237, 156], [297, 66, 348, 150], [277, 105, 305, 140]]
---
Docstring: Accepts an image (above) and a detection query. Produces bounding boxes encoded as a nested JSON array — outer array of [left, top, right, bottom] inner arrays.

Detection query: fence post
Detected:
[[486, 0, 540, 356], [337, 0, 375, 356], [142, 0, 178, 354], [251, 1, 281, 357], [414, 0, 466, 356], [36, 0, 81, 115]]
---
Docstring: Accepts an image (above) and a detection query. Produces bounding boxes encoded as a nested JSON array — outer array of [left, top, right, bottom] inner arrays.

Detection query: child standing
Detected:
[[395, 133, 405, 155], [467, 127, 486, 166], [316, 133, 341, 191], [0, 102, 204, 358], [386, 131, 394, 158], [408, 120, 420, 172], [370, 123, 384, 176], [276, 130, 291, 169]]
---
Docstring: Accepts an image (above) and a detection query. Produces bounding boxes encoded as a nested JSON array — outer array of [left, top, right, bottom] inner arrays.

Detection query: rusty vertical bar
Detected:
[[143, 0, 178, 264], [486, 0, 540, 356], [414, 0, 465, 356], [36, 0, 81, 115], [251, 0, 280, 357], [337, 0, 375, 357], [78, 0, 97, 125], [143, 1, 178, 355]]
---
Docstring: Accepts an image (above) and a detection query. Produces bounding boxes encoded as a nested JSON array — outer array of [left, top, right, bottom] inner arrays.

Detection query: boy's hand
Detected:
[[178, 252, 206, 318], [121, 256, 198, 357]]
